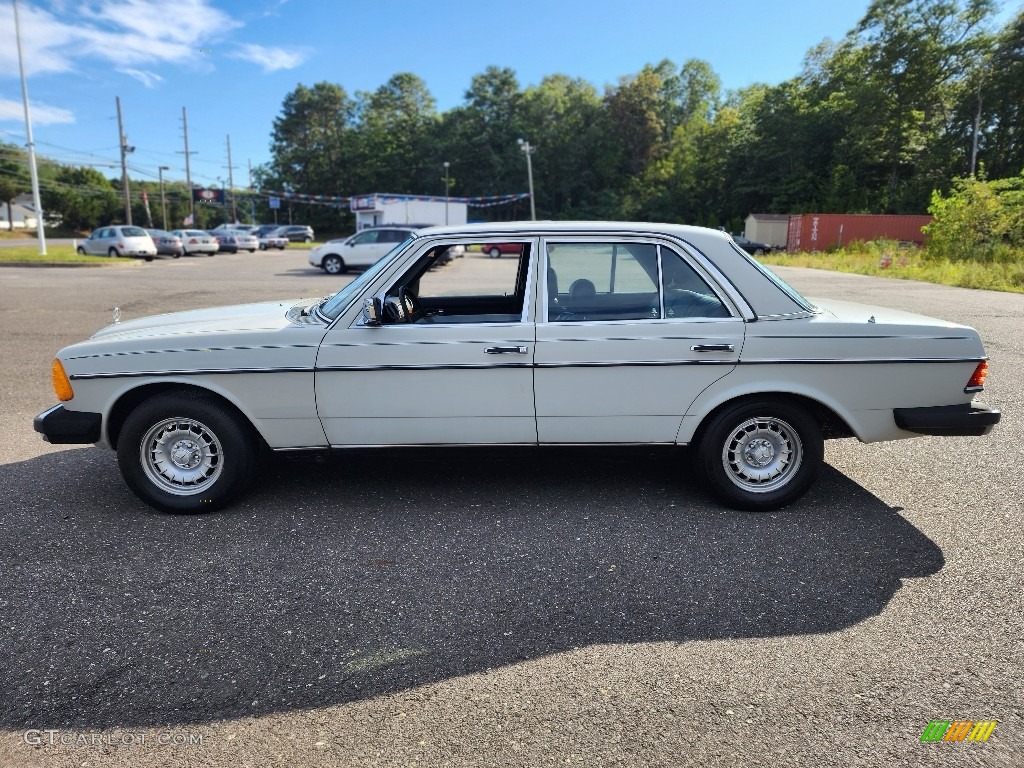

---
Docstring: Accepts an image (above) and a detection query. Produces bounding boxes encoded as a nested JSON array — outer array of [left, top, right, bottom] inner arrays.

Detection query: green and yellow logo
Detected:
[[920, 720, 997, 742]]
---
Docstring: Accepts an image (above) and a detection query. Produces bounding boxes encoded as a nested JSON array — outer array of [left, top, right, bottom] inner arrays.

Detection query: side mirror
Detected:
[[362, 297, 382, 326]]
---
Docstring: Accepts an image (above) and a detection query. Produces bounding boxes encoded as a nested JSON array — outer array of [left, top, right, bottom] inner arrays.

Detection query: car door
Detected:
[[85, 228, 111, 255], [344, 229, 396, 267], [315, 237, 539, 446], [534, 237, 745, 444]]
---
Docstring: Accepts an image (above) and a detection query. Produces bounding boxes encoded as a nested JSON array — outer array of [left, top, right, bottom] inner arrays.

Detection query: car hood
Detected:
[[89, 299, 310, 341]]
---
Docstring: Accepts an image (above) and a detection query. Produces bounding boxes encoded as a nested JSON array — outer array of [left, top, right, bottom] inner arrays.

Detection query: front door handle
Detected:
[[485, 346, 529, 355], [690, 344, 735, 352]]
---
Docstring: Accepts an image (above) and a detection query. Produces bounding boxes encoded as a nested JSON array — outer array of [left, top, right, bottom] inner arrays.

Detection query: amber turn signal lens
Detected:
[[52, 359, 74, 401], [966, 360, 989, 391]]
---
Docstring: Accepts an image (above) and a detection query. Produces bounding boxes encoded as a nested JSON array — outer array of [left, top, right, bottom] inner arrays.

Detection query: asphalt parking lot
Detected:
[[0, 250, 1020, 767]]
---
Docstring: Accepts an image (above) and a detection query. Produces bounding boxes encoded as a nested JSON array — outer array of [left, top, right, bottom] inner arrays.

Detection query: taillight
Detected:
[[965, 361, 989, 392]]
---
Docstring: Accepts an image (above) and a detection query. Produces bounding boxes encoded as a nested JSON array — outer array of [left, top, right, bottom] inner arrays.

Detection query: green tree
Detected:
[[41, 166, 119, 230], [924, 171, 1024, 260]]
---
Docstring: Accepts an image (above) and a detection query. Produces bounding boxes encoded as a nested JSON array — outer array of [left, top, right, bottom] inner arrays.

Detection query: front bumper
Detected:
[[34, 405, 102, 444], [893, 402, 1001, 437]]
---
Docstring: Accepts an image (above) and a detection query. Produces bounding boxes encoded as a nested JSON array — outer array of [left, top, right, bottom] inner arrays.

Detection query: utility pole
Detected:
[[443, 161, 450, 225], [12, 0, 45, 254], [177, 107, 197, 226], [116, 96, 134, 224], [248, 159, 255, 223], [517, 138, 536, 221], [158, 165, 170, 230], [225, 134, 237, 223]]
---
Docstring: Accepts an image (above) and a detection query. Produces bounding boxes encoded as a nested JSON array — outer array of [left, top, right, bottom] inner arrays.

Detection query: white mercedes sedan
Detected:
[[35, 222, 1000, 514]]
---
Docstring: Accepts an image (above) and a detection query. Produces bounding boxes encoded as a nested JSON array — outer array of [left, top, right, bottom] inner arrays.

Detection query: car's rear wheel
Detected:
[[322, 254, 345, 274], [695, 399, 823, 511], [488, 246, 501, 259], [108, 248, 118, 258], [117, 392, 258, 514]]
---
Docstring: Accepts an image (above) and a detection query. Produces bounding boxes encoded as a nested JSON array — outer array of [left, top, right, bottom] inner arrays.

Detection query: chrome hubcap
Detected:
[[723, 416, 803, 493], [140, 417, 223, 496]]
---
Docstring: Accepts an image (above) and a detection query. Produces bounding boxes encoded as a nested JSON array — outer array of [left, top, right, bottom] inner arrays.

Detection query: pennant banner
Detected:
[[260, 191, 530, 208]]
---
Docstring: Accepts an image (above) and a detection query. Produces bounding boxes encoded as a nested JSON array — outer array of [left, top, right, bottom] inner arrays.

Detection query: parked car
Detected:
[[170, 229, 218, 256], [273, 225, 314, 243], [35, 221, 1000, 515], [254, 225, 282, 237], [76, 226, 157, 260], [731, 234, 774, 255], [212, 223, 260, 235], [212, 230, 258, 253], [478, 242, 522, 258], [145, 229, 183, 258], [309, 226, 417, 274], [258, 232, 289, 250]]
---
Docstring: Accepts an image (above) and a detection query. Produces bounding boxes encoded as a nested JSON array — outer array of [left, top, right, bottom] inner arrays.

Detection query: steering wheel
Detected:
[[383, 287, 425, 324]]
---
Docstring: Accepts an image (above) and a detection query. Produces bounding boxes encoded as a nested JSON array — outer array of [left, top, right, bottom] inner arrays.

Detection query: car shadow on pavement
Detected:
[[0, 446, 943, 729]]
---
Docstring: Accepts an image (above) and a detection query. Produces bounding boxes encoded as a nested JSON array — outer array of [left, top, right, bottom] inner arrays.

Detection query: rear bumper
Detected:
[[34, 405, 102, 444], [893, 402, 1001, 437]]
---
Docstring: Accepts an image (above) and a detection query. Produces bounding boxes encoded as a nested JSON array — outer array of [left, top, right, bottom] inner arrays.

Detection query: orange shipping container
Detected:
[[786, 214, 933, 252]]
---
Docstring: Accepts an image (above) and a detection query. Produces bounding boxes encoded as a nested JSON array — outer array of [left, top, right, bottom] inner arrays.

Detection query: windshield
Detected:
[[319, 237, 414, 320]]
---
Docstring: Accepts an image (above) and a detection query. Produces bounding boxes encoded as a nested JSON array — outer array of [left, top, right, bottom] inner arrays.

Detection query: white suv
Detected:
[[309, 227, 417, 274]]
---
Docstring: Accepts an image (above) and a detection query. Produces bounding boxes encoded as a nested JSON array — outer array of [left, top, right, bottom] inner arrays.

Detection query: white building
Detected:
[[351, 194, 468, 230], [0, 194, 39, 231]]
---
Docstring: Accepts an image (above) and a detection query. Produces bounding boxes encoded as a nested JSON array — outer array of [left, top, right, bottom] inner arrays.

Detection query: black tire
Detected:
[[76, 246, 86, 255], [322, 254, 345, 274], [108, 248, 119, 258], [488, 246, 501, 259], [144, 256, 153, 262], [259, 243, 267, 251], [173, 253, 181, 259], [117, 391, 259, 514], [303, 236, 313, 243], [247, 249, 256, 253], [695, 399, 823, 511]]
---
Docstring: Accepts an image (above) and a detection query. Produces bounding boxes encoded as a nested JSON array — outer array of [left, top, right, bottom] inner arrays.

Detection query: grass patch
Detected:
[[760, 241, 1024, 294], [0, 244, 129, 264]]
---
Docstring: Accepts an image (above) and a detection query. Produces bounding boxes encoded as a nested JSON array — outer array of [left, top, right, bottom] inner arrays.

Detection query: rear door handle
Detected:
[[485, 346, 529, 355], [690, 344, 735, 352]]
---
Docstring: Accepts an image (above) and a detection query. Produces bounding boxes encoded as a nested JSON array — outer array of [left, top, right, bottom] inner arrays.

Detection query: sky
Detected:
[[0, 0, 999, 194]]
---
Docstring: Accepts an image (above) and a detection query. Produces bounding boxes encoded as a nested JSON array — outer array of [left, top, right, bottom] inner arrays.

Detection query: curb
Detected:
[[0, 261, 143, 269]]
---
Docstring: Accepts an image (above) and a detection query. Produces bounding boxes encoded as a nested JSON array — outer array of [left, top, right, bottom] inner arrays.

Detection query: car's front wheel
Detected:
[[76, 246, 86, 255], [322, 254, 345, 274], [117, 392, 259, 514], [488, 246, 501, 259], [695, 399, 823, 511]]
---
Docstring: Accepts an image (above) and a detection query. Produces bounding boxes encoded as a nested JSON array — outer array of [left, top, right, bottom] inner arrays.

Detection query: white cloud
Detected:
[[0, 97, 75, 124], [230, 43, 306, 72], [0, 0, 242, 79], [117, 68, 164, 88]]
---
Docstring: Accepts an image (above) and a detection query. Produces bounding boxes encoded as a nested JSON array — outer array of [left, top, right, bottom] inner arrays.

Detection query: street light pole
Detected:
[[158, 166, 170, 230], [517, 138, 536, 221], [12, 0, 46, 255], [443, 161, 450, 225]]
